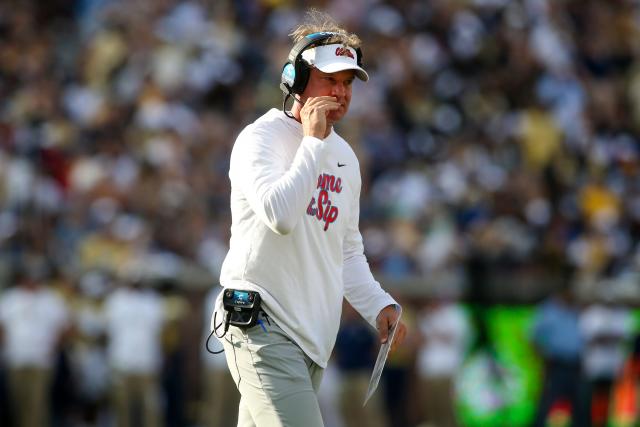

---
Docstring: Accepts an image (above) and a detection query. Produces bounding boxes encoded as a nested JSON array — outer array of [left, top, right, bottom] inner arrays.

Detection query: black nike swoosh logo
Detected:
[[337, 163, 346, 167]]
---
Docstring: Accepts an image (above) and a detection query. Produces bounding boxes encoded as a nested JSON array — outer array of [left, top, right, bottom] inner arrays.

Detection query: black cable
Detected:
[[205, 310, 230, 355], [282, 92, 305, 119], [283, 93, 295, 119]]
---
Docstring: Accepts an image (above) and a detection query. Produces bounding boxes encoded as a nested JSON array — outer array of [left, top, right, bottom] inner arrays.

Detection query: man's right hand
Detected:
[[300, 96, 340, 139]]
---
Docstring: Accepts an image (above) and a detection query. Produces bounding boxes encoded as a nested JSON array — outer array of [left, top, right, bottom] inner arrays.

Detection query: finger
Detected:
[[306, 101, 340, 112], [379, 316, 390, 343], [390, 324, 406, 353], [303, 97, 340, 109], [306, 96, 337, 104], [302, 105, 340, 121], [380, 329, 389, 344], [394, 324, 407, 346], [320, 104, 341, 115]]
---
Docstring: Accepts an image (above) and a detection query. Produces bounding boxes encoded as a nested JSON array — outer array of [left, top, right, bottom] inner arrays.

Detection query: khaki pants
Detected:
[[339, 371, 387, 427], [202, 368, 240, 427], [8, 366, 51, 427], [111, 372, 162, 427], [222, 314, 325, 427], [420, 376, 458, 427]]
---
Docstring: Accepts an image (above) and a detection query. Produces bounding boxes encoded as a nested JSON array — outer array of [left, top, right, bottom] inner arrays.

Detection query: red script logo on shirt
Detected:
[[306, 173, 342, 231], [335, 47, 354, 59]]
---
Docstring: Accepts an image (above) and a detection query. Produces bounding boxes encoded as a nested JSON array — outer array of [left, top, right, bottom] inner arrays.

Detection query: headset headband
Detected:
[[288, 32, 340, 65]]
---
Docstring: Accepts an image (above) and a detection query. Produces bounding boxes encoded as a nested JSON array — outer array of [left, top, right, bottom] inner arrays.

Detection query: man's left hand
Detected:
[[376, 304, 407, 353]]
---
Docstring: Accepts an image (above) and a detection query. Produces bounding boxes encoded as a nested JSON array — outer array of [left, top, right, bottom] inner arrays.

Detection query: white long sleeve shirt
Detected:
[[0, 287, 69, 369], [104, 288, 164, 374], [216, 108, 396, 368]]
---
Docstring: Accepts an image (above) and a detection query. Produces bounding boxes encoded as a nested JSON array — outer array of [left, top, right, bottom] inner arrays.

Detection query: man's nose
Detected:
[[331, 83, 346, 98]]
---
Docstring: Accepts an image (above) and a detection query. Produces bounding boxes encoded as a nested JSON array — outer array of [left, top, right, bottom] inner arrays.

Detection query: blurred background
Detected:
[[1, 0, 640, 426]]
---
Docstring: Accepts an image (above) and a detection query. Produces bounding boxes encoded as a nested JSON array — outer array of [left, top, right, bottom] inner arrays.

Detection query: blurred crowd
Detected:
[[1, 0, 640, 426]]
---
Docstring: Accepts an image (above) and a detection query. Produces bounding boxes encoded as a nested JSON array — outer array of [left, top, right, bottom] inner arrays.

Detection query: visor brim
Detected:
[[314, 63, 369, 82]]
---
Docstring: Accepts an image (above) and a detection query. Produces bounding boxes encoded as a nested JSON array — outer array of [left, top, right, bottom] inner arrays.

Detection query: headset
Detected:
[[280, 31, 364, 103]]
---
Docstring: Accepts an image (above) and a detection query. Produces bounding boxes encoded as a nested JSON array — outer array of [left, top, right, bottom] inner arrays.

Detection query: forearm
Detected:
[[343, 254, 397, 327]]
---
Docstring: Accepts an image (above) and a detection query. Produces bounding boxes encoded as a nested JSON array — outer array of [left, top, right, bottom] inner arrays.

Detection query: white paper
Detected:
[[363, 305, 402, 406]]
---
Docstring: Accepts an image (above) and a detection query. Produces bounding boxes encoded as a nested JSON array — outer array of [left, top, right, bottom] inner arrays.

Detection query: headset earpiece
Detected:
[[280, 63, 296, 95], [280, 31, 339, 96]]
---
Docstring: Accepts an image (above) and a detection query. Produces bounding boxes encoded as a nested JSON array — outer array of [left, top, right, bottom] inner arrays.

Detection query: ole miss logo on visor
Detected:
[[335, 47, 354, 59]]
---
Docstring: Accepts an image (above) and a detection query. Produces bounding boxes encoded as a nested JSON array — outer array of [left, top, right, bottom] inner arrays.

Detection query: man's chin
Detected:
[[327, 111, 345, 123]]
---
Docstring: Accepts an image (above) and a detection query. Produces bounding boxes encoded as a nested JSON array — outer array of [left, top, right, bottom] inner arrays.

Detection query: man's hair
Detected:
[[289, 9, 362, 49]]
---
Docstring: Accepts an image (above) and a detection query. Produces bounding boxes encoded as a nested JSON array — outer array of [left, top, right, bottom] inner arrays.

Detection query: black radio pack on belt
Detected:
[[223, 289, 262, 328], [205, 288, 263, 355]]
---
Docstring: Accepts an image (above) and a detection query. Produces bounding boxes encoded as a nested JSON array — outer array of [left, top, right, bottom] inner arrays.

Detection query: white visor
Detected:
[[301, 44, 369, 82]]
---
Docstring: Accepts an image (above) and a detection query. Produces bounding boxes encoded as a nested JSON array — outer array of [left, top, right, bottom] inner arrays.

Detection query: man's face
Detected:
[[301, 68, 355, 125]]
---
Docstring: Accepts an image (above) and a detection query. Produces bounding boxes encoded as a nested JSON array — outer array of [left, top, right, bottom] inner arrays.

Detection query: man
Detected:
[[212, 9, 407, 427], [0, 261, 70, 427], [531, 282, 585, 427], [417, 296, 470, 427], [334, 302, 387, 427], [104, 274, 165, 427], [201, 286, 240, 427]]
